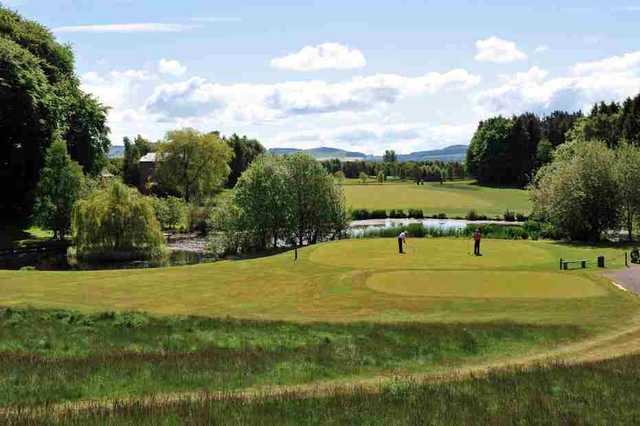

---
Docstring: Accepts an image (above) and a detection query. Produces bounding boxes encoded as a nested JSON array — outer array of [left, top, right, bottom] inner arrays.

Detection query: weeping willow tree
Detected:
[[72, 181, 165, 260]]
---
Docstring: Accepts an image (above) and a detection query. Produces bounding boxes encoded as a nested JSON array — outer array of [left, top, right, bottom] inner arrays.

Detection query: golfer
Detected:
[[398, 231, 407, 254], [473, 228, 482, 256]]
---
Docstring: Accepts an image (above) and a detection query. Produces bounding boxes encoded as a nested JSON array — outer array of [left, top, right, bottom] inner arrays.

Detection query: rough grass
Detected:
[[11, 354, 640, 425], [0, 239, 635, 329], [342, 179, 531, 217], [0, 308, 583, 408]]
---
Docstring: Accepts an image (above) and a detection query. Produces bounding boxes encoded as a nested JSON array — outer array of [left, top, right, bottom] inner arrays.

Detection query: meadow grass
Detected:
[[0, 307, 583, 408], [342, 179, 531, 217], [12, 354, 640, 425]]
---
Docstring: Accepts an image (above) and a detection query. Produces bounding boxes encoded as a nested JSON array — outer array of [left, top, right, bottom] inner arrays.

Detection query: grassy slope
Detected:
[[0, 239, 635, 329], [341, 180, 531, 217], [29, 354, 640, 425]]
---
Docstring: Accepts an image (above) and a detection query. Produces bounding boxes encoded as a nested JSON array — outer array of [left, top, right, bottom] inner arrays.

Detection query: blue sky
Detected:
[[4, 0, 640, 153]]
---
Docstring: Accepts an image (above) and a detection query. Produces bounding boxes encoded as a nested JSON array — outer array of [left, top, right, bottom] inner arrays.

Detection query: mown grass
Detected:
[[0, 308, 584, 408], [0, 239, 636, 328], [342, 179, 531, 217], [7, 354, 640, 425]]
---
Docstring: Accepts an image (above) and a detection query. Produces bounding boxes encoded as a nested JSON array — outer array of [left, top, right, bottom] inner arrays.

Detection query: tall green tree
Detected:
[[0, 7, 109, 216], [155, 129, 232, 202], [466, 116, 513, 185], [224, 133, 265, 188], [33, 137, 84, 239], [530, 140, 620, 241], [615, 143, 640, 241]]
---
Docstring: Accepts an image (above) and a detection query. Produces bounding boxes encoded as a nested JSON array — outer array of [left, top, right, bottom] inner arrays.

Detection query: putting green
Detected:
[[367, 271, 606, 299]]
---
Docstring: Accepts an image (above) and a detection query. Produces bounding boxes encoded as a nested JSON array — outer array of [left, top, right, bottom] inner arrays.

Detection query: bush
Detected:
[[516, 213, 527, 222], [370, 209, 388, 219], [406, 223, 426, 237], [465, 210, 488, 221], [389, 209, 407, 219], [152, 196, 187, 230], [503, 210, 516, 222], [188, 205, 211, 234], [407, 209, 424, 219], [436, 213, 448, 219]]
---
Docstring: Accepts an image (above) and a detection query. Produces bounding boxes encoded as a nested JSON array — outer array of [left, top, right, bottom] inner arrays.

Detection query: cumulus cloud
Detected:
[[475, 36, 527, 63], [475, 51, 640, 116], [145, 69, 480, 122], [270, 42, 366, 71], [53, 23, 196, 33], [158, 58, 187, 76]]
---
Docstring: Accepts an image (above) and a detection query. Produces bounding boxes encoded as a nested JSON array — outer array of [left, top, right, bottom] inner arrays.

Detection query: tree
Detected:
[[383, 150, 397, 163], [530, 140, 620, 241], [155, 129, 232, 202], [223, 153, 347, 251], [232, 155, 291, 250], [122, 135, 153, 186], [72, 181, 165, 260], [33, 137, 84, 239], [224, 133, 265, 188], [615, 143, 640, 240], [466, 117, 513, 185], [377, 170, 385, 183], [358, 172, 368, 184], [334, 170, 346, 183], [0, 7, 109, 216]]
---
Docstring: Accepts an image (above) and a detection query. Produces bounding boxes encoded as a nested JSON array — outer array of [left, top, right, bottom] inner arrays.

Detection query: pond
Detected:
[[348, 218, 521, 237], [0, 248, 216, 271]]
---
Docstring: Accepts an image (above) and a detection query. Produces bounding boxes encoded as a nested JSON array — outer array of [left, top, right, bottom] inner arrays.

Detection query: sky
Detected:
[[3, 0, 640, 154]]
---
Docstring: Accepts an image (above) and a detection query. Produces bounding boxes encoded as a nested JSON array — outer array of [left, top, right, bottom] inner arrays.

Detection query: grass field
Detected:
[[341, 180, 531, 217], [0, 238, 638, 420]]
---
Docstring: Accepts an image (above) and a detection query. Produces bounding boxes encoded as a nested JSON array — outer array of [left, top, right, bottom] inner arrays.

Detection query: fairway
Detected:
[[342, 180, 531, 217], [0, 239, 634, 330]]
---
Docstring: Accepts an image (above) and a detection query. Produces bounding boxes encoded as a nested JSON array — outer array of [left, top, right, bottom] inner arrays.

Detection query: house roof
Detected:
[[139, 152, 157, 163]]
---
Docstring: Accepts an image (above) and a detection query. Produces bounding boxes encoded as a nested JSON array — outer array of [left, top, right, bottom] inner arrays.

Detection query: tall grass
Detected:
[[5, 354, 640, 424], [0, 308, 582, 408]]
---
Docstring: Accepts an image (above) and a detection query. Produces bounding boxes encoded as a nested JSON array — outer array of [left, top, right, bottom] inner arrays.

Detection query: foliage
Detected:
[[152, 196, 187, 230], [224, 133, 265, 188], [376, 170, 385, 183], [155, 128, 232, 202], [0, 7, 109, 216], [222, 153, 348, 251], [72, 181, 165, 260], [358, 171, 368, 183], [615, 143, 640, 240], [32, 137, 84, 239], [333, 170, 346, 183], [530, 140, 620, 241], [122, 135, 153, 186]]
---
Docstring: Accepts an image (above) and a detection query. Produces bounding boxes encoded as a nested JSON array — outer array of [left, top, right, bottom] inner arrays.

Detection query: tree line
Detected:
[[466, 93, 640, 188], [321, 157, 467, 182]]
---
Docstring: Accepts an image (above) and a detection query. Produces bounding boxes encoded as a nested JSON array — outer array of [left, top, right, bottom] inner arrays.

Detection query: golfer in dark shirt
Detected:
[[473, 228, 481, 256]]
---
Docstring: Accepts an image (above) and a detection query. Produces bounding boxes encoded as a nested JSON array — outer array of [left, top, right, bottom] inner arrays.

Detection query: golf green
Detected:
[[367, 271, 606, 299]]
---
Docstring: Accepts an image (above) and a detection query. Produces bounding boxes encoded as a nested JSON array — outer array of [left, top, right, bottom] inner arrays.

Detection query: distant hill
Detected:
[[269, 145, 467, 162], [269, 147, 367, 160]]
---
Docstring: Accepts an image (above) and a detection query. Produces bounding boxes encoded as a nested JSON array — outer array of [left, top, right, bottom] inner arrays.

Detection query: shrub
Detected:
[[351, 209, 370, 220], [152, 196, 187, 230], [407, 209, 424, 219], [465, 210, 487, 221], [188, 205, 211, 234], [72, 181, 165, 261], [370, 209, 388, 219], [516, 213, 527, 222], [406, 223, 426, 237], [436, 213, 448, 219], [503, 210, 516, 222], [389, 209, 407, 218]]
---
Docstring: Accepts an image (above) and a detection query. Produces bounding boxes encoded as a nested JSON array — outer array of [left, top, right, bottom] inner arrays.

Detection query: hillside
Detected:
[[269, 145, 467, 162]]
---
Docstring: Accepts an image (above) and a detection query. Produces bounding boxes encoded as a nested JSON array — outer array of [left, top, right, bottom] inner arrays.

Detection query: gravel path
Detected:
[[606, 265, 640, 294]]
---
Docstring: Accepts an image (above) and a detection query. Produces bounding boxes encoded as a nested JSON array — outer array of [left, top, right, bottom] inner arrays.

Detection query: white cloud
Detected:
[[53, 23, 195, 33], [270, 42, 366, 71], [475, 51, 640, 116], [475, 36, 527, 63], [190, 17, 242, 23], [158, 58, 187, 77], [534, 45, 549, 54], [145, 69, 480, 122]]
